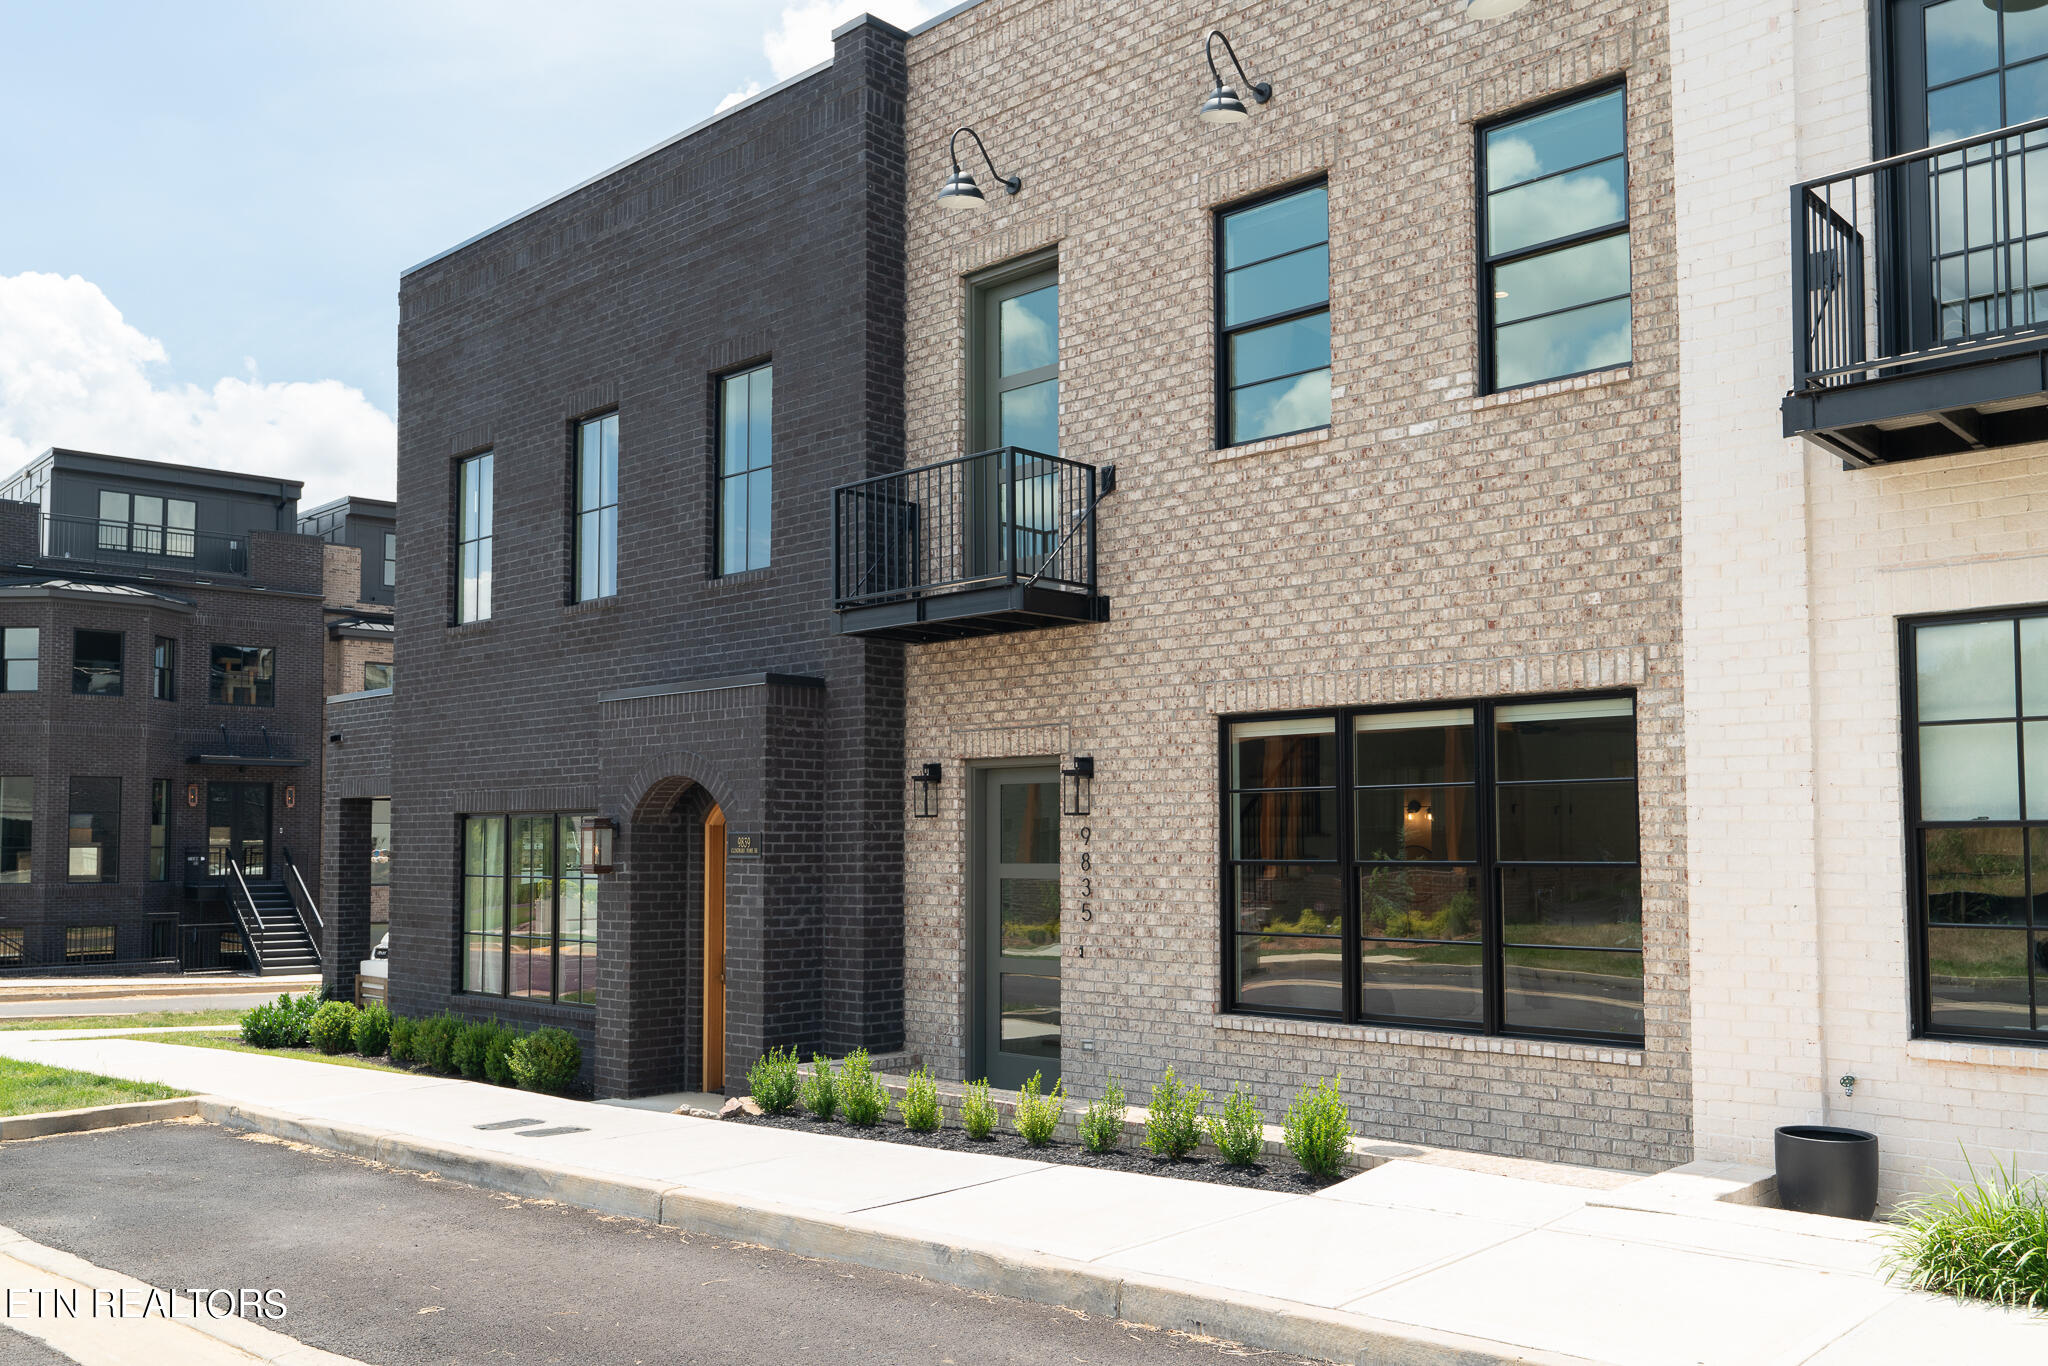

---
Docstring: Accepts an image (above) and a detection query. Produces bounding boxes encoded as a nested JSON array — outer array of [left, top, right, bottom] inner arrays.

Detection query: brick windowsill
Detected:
[[1207, 425, 1334, 465], [1467, 366, 1634, 412], [1214, 1011, 1645, 1067], [1906, 1038, 2048, 1073]]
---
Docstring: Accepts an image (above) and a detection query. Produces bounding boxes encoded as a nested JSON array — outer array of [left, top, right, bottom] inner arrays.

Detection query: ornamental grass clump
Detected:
[[801, 1054, 839, 1120], [1884, 1153, 2048, 1311], [838, 1048, 889, 1128], [898, 1066, 942, 1133], [1209, 1084, 1266, 1167], [747, 1046, 800, 1114], [1144, 1067, 1208, 1160], [961, 1078, 998, 1140], [1283, 1075, 1355, 1179], [1013, 1071, 1064, 1147], [306, 1000, 359, 1056], [1078, 1074, 1127, 1154], [351, 1003, 392, 1058]]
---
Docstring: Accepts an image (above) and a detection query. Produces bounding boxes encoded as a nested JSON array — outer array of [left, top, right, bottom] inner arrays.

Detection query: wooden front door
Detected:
[[703, 804, 727, 1092]]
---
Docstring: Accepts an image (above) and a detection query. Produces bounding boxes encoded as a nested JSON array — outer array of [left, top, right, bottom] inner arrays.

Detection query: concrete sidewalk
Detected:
[[3, 1027, 2042, 1366]]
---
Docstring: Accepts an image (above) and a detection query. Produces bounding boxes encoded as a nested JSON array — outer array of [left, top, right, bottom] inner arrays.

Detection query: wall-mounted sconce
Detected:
[[1462, 0, 1535, 18], [937, 127, 1022, 211], [577, 816, 617, 875], [1061, 756, 1095, 817], [1199, 30, 1271, 124], [911, 762, 943, 818]]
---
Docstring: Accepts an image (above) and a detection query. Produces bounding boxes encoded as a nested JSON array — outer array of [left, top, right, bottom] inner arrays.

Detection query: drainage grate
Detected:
[[514, 1126, 589, 1138], [473, 1118, 545, 1131]]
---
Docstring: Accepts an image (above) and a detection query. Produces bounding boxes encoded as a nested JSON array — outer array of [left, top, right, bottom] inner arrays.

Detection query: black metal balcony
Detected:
[[43, 514, 250, 575], [832, 447, 1112, 643], [181, 726, 309, 767], [1786, 116, 2048, 465]]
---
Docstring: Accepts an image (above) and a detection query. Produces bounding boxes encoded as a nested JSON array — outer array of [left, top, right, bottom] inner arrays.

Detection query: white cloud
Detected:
[[717, 1, 940, 111], [714, 82, 763, 114], [0, 272, 394, 508]]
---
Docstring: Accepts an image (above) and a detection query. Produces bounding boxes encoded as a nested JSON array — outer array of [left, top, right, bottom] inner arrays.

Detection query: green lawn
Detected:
[[0, 1056, 188, 1117], [127, 1031, 409, 1074], [0, 1008, 247, 1032]]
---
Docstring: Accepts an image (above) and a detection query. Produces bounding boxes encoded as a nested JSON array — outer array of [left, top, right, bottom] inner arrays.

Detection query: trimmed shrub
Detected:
[[898, 1066, 942, 1133], [1144, 1067, 1208, 1160], [307, 1000, 359, 1055], [451, 1022, 501, 1080], [239, 992, 319, 1049], [1283, 1076, 1355, 1179], [747, 1046, 800, 1114], [483, 1028, 519, 1086], [1885, 1153, 2048, 1310], [413, 1014, 462, 1075], [801, 1054, 839, 1120], [1078, 1074, 1127, 1154], [960, 1078, 998, 1140], [352, 1003, 393, 1058], [507, 1027, 581, 1094], [1013, 1072, 1064, 1147], [388, 1014, 418, 1063], [1209, 1084, 1265, 1167], [839, 1049, 889, 1128]]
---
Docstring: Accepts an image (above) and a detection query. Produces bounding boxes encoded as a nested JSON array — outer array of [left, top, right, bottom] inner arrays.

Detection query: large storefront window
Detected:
[[1224, 695, 1643, 1043], [461, 812, 596, 1005], [1908, 607, 2048, 1041]]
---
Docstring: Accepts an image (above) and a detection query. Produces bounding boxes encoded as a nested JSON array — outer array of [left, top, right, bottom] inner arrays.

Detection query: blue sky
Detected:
[[0, 1, 936, 502]]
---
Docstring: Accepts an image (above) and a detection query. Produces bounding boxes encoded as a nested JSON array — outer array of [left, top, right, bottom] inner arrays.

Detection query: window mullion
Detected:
[[1476, 701, 1502, 1036], [1338, 709, 1359, 1025]]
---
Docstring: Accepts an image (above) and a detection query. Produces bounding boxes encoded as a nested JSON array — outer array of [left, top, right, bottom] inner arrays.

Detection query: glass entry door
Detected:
[[207, 782, 271, 878], [975, 766, 1062, 1089], [967, 265, 1060, 582]]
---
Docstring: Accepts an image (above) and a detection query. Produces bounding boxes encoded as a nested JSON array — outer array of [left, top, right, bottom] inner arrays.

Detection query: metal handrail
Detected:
[[224, 858, 267, 972], [40, 513, 251, 575], [282, 846, 323, 935], [1793, 111, 2048, 191]]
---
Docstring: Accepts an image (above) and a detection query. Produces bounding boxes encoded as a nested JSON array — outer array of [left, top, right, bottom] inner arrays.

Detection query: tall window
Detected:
[[1218, 182, 1331, 445], [457, 452, 493, 622], [209, 645, 275, 706], [152, 637, 176, 700], [718, 365, 772, 575], [72, 630, 122, 696], [977, 266, 1059, 455], [68, 778, 120, 883], [382, 532, 397, 588], [0, 777, 31, 883], [363, 661, 393, 691], [97, 492, 196, 557], [1225, 696, 1642, 1041], [1479, 85, 1631, 391], [1907, 608, 2048, 1041], [370, 798, 391, 888], [460, 811, 597, 1005], [575, 412, 619, 601], [149, 779, 169, 882], [3, 628, 37, 692]]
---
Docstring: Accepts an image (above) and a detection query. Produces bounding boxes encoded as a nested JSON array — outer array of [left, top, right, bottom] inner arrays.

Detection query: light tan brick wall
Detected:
[[898, 0, 1686, 1170]]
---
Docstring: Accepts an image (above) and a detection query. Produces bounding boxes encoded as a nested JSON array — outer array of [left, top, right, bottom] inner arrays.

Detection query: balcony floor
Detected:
[[836, 583, 1110, 643], [1784, 338, 2048, 466]]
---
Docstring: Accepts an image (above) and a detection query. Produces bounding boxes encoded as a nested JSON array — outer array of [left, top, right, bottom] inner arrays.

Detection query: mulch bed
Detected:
[[736, 1110, 1344, 1194]]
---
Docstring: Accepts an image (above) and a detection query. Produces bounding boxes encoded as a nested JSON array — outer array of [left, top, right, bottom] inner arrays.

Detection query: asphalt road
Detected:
[[0, 1122, 1328, 1366]]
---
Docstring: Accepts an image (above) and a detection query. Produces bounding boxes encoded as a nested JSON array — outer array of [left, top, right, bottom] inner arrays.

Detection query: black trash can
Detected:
[[1774, 1125, 1879, 1220]]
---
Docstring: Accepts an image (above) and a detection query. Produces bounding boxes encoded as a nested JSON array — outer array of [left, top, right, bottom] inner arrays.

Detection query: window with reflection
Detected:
[[1217, 182, 1331, 445], [1224, 695, 1643, 1042], [3, 628, 37, 692], [208, 645, 275, 706], [457, 452, 493, 623], [718, 365, 772, 575], [1479, 85, 1631, 390], [574, 411, 619, 601], [1908, 608, 2048, 1041], [459, 810, 596, 1006]]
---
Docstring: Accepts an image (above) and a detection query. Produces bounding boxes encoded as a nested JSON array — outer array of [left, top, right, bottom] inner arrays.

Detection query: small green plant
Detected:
[[1012, 1071, 1065, 1147], [1209, 1084, 1265, 1167], [801, 1054, 839, 1120], [507, 1027, 581, 1094], [483, 1026, 519, 1086], [1078, 1074, 1127, 1154], [1145, 1067, 1208, 1160], [413, 1015, 462, 1074], [306, 1000, 359, 1055], [960, 1078, 998, 1140], [747, 1046, 800, 1114], [839, 1048, 889, 1128], [1884, 1152, 2048, 1311], [451, 1022, 503, 1079], [351, 1003, 393, 1057], [239, 992, 320, 1049], [898, 1066, 942, 1133], [387, 1014, 417, 1063], [1283, 1075, 1355, 1179]]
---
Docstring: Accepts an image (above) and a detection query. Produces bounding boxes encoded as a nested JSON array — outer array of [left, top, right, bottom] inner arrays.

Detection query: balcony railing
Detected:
[[42, 514, 250, 575], [1788, 115, 2048, 463], [181, 726, 308, 767], [832, 446, 1111, 642]]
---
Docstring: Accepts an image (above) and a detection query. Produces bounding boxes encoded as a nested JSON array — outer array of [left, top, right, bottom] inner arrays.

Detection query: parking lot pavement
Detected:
[[0, 1121, 1327, 1366]]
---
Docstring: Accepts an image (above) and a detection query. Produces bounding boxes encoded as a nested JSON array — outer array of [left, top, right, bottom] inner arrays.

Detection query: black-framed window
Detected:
[[97, 491, 196, 557], [152, 637, 175, 700], [149, 779, 169, 882], [1224, 695, 1643, 1043], [1907, 607, 2048, 1041], [1217, 181, 1331, 446], [149, 919, 177, 958], [1479, 84, 1631, 392], [457, 451, 493, 623], [3, 628, 37, 693], [717, 365, 772, 575], [461, 811, 596, 1006], [66, 924, 115, 964], [0, 777, 31, 884], [382, 532, 397, 588], [209, 645, 275, 707], [363, 661, 393, 691], [575, 411, 619, 601], [72, 630, 122, 696], [67, 777, 119, 884]]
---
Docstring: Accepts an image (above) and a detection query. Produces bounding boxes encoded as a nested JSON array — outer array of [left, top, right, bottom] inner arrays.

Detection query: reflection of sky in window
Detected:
[[1000, 286, 1057, 374], [1000, 379, 1057, 456], [1232, 370, 1330, 443]]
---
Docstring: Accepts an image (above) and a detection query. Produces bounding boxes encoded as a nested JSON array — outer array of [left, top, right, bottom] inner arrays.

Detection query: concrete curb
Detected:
[[203, 1098, 1597, 1366], [0, 1096, 199, 1141]]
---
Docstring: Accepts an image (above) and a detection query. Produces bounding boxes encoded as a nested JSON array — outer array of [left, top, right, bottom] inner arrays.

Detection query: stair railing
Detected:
[[280, 846, 324, 963], [224, 857, 267, 974]]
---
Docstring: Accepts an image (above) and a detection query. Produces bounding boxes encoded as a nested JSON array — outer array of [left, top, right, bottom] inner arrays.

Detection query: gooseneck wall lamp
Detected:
[[1199, 30, 1271, 124], [937, 127, 1022, 211]]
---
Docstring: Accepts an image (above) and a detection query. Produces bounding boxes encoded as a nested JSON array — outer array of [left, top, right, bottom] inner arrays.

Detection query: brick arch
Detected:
[[617, 749, 750, 827]]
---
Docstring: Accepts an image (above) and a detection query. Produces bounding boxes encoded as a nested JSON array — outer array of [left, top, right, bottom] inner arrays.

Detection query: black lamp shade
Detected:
[[1200, 86, 1250, 124], [937, 167, 987, 210]]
